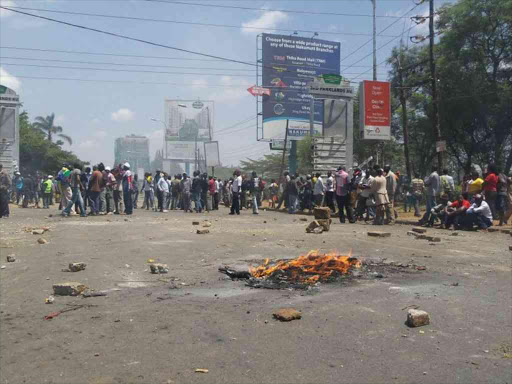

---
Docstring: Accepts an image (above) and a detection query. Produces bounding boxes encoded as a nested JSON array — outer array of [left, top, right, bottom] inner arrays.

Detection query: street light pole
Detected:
[[429, 0, 443, 170], [372, 0, 377, 81]]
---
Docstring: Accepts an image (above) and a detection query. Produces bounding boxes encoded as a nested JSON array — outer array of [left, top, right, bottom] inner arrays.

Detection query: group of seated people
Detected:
[[427, 193, 493, 230]]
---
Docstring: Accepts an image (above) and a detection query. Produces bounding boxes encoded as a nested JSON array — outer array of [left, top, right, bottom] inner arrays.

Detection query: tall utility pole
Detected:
[[429, 0, 443, 170], [372, 0, 377, 81], [398, 50, 412, 181]]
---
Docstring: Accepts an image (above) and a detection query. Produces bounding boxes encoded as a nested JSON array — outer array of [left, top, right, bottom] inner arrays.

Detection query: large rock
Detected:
[[273, 308, 302, 322], [314, 207, 331, 220], [37, 238, 48, 244], [368, 231, 391, 238], [407, 309, 430, 327], [197, 229, 210, 235], [32, 229, 45, 235], [68, 262, 86, 272], [149, 263, 169, 274], [6, 255, 15, 263], [53, 282, 88, 296], [412, 227, 427, 234]]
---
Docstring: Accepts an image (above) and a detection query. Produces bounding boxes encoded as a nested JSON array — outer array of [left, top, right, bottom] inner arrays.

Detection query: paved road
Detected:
[[1, 206, 511, 383]]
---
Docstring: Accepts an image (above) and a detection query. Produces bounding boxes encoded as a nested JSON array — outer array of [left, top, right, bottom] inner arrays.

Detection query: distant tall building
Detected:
[[114, 135, 150, 175]]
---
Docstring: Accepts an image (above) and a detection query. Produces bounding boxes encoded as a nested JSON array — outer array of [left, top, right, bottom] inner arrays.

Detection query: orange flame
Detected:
[[250, 250, 361, 284]]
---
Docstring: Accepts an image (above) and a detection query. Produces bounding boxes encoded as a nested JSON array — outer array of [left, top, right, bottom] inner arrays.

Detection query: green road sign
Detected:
[[321, 74, 343, 85]]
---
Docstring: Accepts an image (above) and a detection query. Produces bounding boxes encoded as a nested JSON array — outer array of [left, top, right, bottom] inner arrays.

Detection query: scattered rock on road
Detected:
[[407, 309, 430, 327], [412, 227, 427, 234], [300, 217, 308, 222], [68, 262, 87, 272], [53, 282, 88, 296], [197, 229, 210, 235], [37, 238, 48, 244], [192, 221, 200, 225], [6, 255, 16, 263], [32, 229, 45, 235], [195, 369, 209, 373], [150, 263, 169, 274], [273, 308, 302, 322], [368, 232, 391, 238], [202, 221, 212, 228]]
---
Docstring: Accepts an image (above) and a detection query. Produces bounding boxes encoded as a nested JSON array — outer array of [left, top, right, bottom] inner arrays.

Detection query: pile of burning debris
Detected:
[[219, 250, 424, 290]]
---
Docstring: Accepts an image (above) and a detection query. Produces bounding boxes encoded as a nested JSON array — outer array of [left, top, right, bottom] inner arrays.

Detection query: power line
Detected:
[[341, 2, 424, 63], [7, 75, 251, 88], [144, 0, 412, 19], [5, 6, 401, 38], [0, 46, 231, 62], [0, 56, 257, 71], [1, 62, 255, 77], [0, 6, 259, 68]]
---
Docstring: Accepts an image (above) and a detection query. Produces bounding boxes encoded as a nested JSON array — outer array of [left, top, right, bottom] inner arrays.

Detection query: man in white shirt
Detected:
[[230, 170, 242, 215], [356, 170, 375, 221], [313, 173, 325, 207], [463, 194, 493, 230], [325, 171, 335, 212], [156, 172, 169, 213]]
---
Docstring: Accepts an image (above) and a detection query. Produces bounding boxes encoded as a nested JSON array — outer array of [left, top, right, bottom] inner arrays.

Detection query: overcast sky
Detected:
[[0, 0, 452, 167]]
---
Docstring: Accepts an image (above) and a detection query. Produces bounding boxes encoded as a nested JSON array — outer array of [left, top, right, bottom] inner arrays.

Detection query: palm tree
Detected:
[[33, 113, 73, 145]]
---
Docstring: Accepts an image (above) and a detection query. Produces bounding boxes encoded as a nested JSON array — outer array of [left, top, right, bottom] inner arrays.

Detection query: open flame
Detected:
[[250, 250, 361, 284]]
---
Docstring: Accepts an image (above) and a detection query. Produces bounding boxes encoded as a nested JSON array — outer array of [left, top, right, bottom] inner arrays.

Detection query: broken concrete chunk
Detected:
[[53, 282, 88, 296], [196, 229, 210, 235], [37, 238, 48, 244], [407, 309, 430, 327], [412, 227, 427, 234], [407, 231, 420, 237], [313, 207, 331, 220], [6, 255, 15, 263], [500, 229, 511, 235], [509, 245, 512, 251], [368, 231, 391, 238], [192, 221, 200, 225], [149, 263, 169, 274], [273, 308, 302, 322], [32, 229, 45, 235], [68, 263, 87, 272], [202, 221, 212, 228], [317, 219, 330, 232], [299, 217, 308, 222], [424, 236, 441, 242], [487, 228, 500, 233]]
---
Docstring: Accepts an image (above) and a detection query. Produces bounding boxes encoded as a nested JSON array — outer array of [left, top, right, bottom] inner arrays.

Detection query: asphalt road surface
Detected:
[[1, 205, 511, 384]]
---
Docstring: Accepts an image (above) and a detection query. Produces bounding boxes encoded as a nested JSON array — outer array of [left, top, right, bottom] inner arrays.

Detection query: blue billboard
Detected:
[[261, 33, 341, 141]]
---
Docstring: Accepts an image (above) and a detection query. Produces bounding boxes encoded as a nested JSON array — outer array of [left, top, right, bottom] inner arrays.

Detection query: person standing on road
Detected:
[[62, 164, 86, 217], [0, 164, 12, 218], [313, 173, 325, 207], [288, 174, 299, 214], [410, 173, 424, 217], [230, 170, 242, 215], [13, 171, 23, 205], [250, 171, 260, 215], [122, 163, 134, 215], [482, 164, 498, 220], [22, 174, 35, 208], [156, 171, 168, 213], [104, 167, 116, 214], [370, 167, 389, 225], [384, 165, 397, 223], [440, 169, 455, 201], [419, 166, 441, 226], [191, 171, 203, 213], [467, 171, 484, 201], [324, 171, 336, 213], [181, 173, 193, 213], [276, 171, 290, 210], [171, 174, 181, 210], [132, 174, 140, 209], [497, 171, 511, 226], [335, 166, 355, 224], [42, 175, 53, 209], [88, 165, 103, 216]]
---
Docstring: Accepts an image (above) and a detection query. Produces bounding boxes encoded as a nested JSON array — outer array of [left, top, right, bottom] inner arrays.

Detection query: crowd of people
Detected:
[[0, 161, 511, 231]]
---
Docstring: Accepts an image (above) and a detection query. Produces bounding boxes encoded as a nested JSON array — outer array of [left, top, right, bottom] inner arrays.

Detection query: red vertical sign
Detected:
[[361, 80, 391, 140]]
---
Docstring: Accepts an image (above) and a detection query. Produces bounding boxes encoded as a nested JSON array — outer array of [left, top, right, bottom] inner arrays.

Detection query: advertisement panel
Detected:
[[204, 141, 221, 168], [359, 81, 391, 140], [166, 141, 204, 161], [164, 100, 214, 143], [261, 33, 341, 141]]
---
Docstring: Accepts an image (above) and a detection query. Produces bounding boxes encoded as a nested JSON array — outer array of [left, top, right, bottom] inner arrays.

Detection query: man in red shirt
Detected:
[[482, 164, 498, 220], [444, 193, 470, 229]]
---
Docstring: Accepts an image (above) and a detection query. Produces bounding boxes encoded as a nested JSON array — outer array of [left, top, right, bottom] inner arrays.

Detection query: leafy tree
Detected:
[[240, 153, 287, 180], [33, 113, 73, 145], [19, 111, 84, 175]]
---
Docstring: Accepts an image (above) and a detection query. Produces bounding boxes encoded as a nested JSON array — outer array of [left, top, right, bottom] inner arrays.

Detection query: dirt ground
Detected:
[[1, 204, 511, 384]]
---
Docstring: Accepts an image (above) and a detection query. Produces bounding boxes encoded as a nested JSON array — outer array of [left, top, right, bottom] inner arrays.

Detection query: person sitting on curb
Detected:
[[462, 194, 493, 231], [444, 193, 470, 229], [427, 193, 451, 227]]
